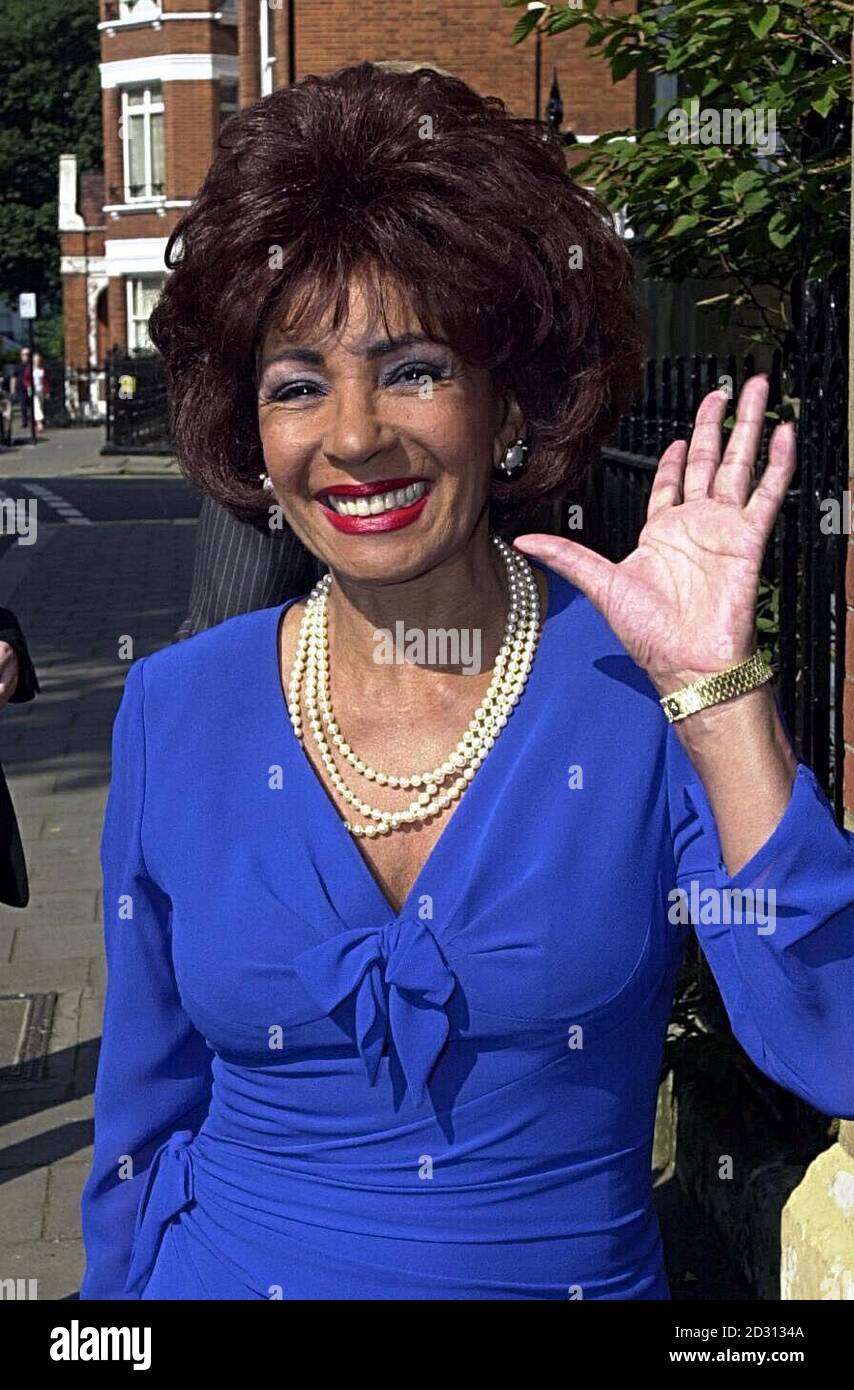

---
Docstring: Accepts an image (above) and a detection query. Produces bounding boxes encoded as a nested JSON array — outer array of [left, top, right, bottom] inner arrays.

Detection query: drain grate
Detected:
[[0, 994, 57, 1086]]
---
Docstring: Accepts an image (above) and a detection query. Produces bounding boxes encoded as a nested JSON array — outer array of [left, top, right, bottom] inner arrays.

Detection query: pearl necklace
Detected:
[[288, 536, 542, 837]]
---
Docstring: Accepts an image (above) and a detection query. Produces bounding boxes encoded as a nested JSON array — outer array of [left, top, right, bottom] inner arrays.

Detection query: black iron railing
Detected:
[[103, 348, 171, 453]]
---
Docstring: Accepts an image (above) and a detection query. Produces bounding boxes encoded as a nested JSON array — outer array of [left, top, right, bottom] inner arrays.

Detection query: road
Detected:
[[0, 425, 747, 1300]]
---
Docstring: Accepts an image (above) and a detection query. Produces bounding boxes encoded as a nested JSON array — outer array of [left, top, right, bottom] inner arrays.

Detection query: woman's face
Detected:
[[256, 273, 521, 585]]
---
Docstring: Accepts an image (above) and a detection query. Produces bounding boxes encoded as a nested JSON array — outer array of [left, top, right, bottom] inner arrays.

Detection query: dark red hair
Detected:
[[148, 61, 643, 526]]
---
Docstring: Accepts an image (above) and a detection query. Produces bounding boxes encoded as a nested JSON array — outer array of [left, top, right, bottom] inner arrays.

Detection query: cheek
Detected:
[[412, 402, 496, 486], [258, 414, 309, 491]]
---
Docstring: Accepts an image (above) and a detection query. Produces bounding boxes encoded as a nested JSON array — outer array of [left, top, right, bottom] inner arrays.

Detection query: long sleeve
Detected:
[[665, 716, 854, 1119], [173, 494, 321, 641], [79, 658, 213, 1299]]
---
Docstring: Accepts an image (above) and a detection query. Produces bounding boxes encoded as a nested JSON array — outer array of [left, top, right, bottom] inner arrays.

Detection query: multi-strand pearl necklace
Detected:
[[287, 535, 542, 837]]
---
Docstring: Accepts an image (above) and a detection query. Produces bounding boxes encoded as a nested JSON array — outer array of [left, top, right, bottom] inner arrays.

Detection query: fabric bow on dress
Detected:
[[124, 1129, 195, 1298], [293, 917, 456, 1106]]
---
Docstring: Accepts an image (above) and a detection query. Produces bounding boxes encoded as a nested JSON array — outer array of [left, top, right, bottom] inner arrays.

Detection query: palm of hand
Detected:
[[513, 377, 796, 692], [600, 496, 766, 683]]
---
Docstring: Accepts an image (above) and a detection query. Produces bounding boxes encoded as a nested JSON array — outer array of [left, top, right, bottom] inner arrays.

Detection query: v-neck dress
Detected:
[[79, 564, 854, 1300]]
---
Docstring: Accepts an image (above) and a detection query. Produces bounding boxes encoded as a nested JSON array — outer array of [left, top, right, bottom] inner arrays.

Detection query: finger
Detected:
[[682, 388, 728, 501], [646, 439, 687, 520], [744, 419, 797, 533], [712, 374, 769, 508], [683, 389, 728, 502], [512, 534, 615, 615]]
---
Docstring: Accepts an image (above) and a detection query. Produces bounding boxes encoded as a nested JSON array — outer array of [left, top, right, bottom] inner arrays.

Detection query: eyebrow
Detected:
[[261, 332, 446, 369]]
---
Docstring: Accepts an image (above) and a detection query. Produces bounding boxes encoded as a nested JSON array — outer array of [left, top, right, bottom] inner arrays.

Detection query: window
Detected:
[[118, 0, 162, 19], [653, 72, 680, 127], [126, 276, 163, 352], [260, 1, 277, 96], [219, 79, 239, 129], [121, 84, 165, 201]]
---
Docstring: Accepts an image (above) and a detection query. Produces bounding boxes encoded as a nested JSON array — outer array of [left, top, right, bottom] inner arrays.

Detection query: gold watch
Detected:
[[659, 651, 774, 724]]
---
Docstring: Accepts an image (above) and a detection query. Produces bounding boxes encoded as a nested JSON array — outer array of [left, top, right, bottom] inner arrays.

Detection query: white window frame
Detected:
[[121, 84, 165, 203], [126, 275, 164, 352], [259, 1, 277, 96]]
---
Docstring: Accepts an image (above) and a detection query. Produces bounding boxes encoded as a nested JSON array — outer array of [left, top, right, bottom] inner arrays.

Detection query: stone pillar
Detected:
[[781, 1123, 854, 1299]]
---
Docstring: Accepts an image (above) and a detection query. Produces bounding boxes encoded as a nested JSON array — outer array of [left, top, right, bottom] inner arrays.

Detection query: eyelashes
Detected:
[[260, 359, 453, 405]]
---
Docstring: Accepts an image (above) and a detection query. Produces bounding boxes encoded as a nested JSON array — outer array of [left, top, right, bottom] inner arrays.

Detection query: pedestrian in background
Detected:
[[10, 346, 31, 433], [31, 352, 49, 436]]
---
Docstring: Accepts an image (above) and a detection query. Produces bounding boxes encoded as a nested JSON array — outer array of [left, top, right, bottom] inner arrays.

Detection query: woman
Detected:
[[30, 353, 49, 435], [79, 62, 854, 1301]]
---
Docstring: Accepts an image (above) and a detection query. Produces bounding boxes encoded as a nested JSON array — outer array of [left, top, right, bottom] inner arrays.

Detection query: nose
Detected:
[[321, 379, 396, 472]]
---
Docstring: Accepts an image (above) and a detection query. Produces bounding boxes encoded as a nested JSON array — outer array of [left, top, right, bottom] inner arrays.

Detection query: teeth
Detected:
[[324, 481, 427, 516]]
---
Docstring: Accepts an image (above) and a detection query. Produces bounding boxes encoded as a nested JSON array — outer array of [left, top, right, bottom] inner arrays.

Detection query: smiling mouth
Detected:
[[319, 479, 430, 517]]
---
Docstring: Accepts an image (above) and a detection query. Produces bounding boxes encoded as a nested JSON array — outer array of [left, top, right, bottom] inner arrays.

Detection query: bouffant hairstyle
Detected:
[[148, 61, 643, 527]]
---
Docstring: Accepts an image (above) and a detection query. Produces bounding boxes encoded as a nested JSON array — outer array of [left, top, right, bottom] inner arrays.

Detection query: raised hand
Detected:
[[513, 375, 796, 696]]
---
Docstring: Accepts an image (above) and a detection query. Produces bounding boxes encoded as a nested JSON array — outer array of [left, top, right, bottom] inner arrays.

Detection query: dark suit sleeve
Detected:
[[0, 607, 39, 703], [174, 495, 324, 641]]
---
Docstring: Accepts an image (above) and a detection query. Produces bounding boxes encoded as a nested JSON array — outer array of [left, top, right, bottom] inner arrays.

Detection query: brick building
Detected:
[[58, 0, 643, 408]]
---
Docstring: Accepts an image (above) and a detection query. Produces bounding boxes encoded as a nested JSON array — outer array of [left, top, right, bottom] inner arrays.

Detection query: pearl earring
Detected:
[[493, 437, 529, 482]]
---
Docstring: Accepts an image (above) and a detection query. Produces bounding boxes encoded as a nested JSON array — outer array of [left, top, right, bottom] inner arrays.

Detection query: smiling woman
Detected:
[[147, 61, 641, 527], [79, 61, 854, 1304]]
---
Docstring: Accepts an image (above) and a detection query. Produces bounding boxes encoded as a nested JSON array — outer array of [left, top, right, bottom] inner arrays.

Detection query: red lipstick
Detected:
[[315, 477, 431, 534], [318, 476, 418, 498]]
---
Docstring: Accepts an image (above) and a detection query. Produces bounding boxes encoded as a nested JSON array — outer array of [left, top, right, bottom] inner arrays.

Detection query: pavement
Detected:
[[0, 422, 181, 479], [0, 423, 746, 1301]]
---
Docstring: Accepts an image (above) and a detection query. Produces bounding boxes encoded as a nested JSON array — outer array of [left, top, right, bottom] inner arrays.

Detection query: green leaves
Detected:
[[507, 0, 851, 342], [767, 209, 800, 248], [811, 87, 839, 118], [665, 213, 701, 237], [749, 4, 780, 39], [509, 8, 542, 45]]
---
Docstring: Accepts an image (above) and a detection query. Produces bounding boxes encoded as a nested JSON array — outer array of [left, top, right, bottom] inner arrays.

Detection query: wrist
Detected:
[[670, 680, 775, 743], [647, 651, 759, 700]]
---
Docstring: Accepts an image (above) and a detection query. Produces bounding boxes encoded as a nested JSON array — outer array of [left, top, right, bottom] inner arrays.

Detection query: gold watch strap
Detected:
[[660, 651, 774, 724]]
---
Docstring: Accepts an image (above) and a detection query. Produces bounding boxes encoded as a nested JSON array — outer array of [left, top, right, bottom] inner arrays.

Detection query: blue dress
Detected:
[[79, 564, 854, 1300]]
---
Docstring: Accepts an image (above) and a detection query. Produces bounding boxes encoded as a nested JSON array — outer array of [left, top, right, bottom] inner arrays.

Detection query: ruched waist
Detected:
[[124, 1123, 663, 1298]]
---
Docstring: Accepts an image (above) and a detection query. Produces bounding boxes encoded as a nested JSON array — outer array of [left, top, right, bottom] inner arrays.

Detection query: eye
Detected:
[[264, 379, 326, 405], [386, 360, 451, 387]]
